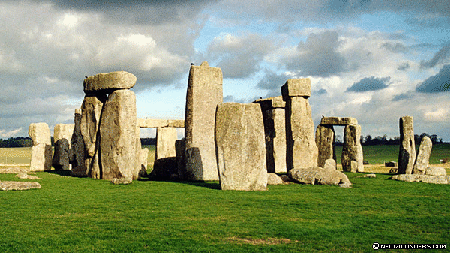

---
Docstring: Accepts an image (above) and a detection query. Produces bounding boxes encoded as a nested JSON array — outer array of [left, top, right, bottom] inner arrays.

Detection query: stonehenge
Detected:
[[393, 116, 448, 184], [185, 61, 223, 181], [398, 116, 416, 174], [215, 103, 267, 191], [282, 79, 318, 171], [315, 117, 364, 173], [28, 62, 377, 189], [253, 96, 287, 173], [29, 123, 52, 171]]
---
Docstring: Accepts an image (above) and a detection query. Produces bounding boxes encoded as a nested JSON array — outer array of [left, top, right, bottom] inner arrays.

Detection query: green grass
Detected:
[[0, 172, 449, 252], [335, 143, 450, 165], [1, 145, 449, 251]]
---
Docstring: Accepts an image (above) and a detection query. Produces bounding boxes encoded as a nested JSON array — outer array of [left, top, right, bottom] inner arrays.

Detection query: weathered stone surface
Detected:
[[137, 118, 185, 128], [413, 136, 432, 174], [0, 181, 41, 191], [253, 97, 287, 173], [425, 167, 446, 176], [29, 122, 52, 171], [16, 172, 40, 180], [284, 95, 318, 170], [342, 124, 364, 173], [398, 116, 416, 174], [30, 144, 52, 171], [100, 89, 139, 180], [253, 96, 286, 109], [216, 103, 267, 191], [319, 117, 358, 126], [110, 178, 133, 185], [288, 167, 351, 186], [70, 109, 87, 177], [29, 123, 51, 146], [392, 174, 448, 184], [53, 124, 74, 170], [156, 127, 177, 160], [80, 95, 106, 179], [83, 71, 137, 93], [267, 173, 284, 185], [316, 124, 335, 167], [323, 159, 337, 170], [139, 148, 149, 173], [176, 139, 186, 180], [185, 61, 223, 181], [281, 78, 311, 99], [365, 173, 376, 178]]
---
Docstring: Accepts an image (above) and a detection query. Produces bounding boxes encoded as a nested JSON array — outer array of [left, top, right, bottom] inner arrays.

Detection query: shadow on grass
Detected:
[[137, 176, 221, 190], [44, 170, 72, 176]]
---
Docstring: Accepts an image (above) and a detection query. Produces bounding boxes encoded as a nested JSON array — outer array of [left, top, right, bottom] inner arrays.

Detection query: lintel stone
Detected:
[[83, 71, 137, 93], [137, 118, 185, 128], [320, 117, 358, 126], [281, 79, 311, 100], [253, 96, 285, 109]]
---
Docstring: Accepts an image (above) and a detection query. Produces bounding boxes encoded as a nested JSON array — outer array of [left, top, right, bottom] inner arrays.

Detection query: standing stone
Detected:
[[29, 123, 52, 171], [398, 116, 416, 174], [70, 109, 87, 176], [413, 136, 432, 175], [216, 103, 267, 191], [253, 96, 287, 173], [315, 124, 336, 168], [53, 124, 74, 170], [185, 61, 223, 181], [139, 148, 149, 174], [156, 127, 177, 160], [341, 124, 364, 172], [176, 139, 186, 180], [80, 95, 106, 179], [282, 79, 318, 170], [100, 89, 139, 180]]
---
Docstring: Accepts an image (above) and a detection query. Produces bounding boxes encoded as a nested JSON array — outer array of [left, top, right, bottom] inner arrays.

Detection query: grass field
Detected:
[[0, 145, 449, 252]]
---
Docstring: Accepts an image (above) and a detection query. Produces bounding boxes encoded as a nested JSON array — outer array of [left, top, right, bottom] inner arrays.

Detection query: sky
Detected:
[[0, 0, 449, 141]]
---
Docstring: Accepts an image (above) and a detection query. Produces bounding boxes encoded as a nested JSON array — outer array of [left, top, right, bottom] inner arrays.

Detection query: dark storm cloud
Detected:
[[420, 44, 450, 69], [346, 76, 390, 92], [256, 71, 292, 91], [285, 31, 348, 77], [416, 64, 450, 93]]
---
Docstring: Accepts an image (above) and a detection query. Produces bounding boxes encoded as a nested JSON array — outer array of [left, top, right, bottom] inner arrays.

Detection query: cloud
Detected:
[[256, 71, 293, 91], [284, 31, 348, 77], [416, 64, 450, 93], [420, 44, 450, 68], [207, 34, 275, 79], [347, 76, 391, 92], [397, 62, 410, 71]]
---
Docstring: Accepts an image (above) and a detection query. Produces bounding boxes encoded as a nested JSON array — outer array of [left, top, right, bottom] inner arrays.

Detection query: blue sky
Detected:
[[0, 0, 449, 141]]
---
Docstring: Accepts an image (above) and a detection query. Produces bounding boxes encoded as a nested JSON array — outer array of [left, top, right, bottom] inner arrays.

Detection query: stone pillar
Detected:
[[156, 127, 177, 160], [70, 109, 87, 176], [100, 89, 139, 180], [29, 123, 52, 171], [215, 103, 267, 191], [315, 124, 336, 168], [253, 96, 287, 173], [413, 136, 432, 175], [53, 124, 74, 170], [341, 124, 364, 172], [176, 139, 186, 180], [80, 94, 106, 179], [185, 61, 223, 181], [282, 79, 318, 171], [398, 116, 416, 174]]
